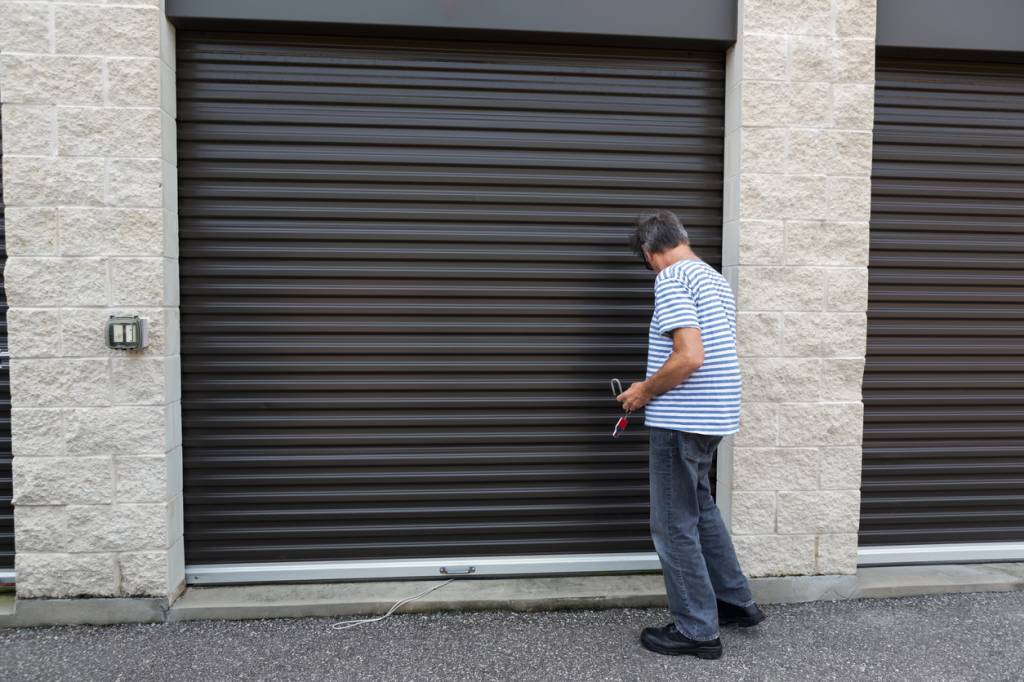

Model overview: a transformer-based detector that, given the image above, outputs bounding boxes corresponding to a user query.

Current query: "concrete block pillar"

[1,1,182,599]
[721,0,877,576]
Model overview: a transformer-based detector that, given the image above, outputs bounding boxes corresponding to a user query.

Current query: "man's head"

[629,210,693,273]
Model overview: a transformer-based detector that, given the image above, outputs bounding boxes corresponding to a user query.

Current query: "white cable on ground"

[331,579,456,631]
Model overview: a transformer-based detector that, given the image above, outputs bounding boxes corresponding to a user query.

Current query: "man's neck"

[662,245,700,267]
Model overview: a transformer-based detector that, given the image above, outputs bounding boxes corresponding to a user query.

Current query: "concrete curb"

[167,573,864,623]
[0,597,167,628]
[0,593,15,619]
[2,563,1022,628]
[854,562,1024,599]
[167,574,669,623]
[754,574,858,603]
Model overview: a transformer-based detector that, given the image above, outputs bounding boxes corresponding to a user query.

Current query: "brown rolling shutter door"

[861,57,1024,547]
[0,115,12,573]
[177,32,725,567]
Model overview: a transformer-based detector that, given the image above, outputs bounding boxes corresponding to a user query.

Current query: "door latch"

[440,565,476,575]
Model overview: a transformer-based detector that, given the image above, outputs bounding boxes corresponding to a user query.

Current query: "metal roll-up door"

[860,57,1024,561]
[176,32,725,581]
[0,112,13,577]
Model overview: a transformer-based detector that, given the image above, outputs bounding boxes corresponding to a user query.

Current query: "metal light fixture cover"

[106,316,150,350]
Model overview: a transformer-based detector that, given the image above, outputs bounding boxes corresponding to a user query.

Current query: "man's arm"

[617,327,704,412]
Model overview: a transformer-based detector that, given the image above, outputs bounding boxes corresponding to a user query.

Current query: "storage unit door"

[0,116,12,576]
[861,57,1024,554]
[176,32,726,574]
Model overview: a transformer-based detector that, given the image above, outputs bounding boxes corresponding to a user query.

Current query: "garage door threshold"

[167,563,1024,623]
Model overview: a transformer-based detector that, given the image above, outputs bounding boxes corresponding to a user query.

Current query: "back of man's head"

[630,210,690,263]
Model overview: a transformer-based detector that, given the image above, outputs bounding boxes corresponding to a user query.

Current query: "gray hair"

[629,210,689,266]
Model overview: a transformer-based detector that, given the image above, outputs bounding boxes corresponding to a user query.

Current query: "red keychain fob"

[613,414,630,438]
[610,378,633,438]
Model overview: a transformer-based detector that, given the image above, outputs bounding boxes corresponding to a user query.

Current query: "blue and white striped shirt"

[644,259,741,435]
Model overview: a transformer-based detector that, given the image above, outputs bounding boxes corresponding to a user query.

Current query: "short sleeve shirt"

[644,259,742,435]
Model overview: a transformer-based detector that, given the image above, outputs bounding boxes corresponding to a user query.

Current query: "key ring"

[611,378,624,397]
[610,378,632,438]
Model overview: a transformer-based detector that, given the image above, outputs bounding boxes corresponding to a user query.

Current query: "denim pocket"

[678,431,702,463]
[680,432,720,463]
[649,426,674,450]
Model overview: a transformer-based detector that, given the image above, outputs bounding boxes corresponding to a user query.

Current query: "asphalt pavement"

[2,590,1022,681]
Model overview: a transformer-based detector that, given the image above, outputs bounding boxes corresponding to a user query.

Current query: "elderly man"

[617,210,766,660]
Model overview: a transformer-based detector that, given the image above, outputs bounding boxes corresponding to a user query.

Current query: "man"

[617,210,765,660]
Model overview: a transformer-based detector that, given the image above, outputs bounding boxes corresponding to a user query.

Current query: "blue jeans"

[648,426,754,641]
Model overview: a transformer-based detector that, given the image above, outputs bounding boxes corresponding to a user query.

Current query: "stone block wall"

[721,0,876,576]
[0,0,182,598]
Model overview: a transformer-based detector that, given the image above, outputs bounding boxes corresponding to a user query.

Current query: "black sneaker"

[640,623,723,659]
[717,599,766,627]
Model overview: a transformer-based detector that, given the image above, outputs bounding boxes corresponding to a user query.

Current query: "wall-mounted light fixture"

[106,316,149,351]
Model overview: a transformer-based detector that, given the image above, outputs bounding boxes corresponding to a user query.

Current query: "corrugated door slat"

[0,107,13,572]
[861,57,1024,546]
[177,32,725,566]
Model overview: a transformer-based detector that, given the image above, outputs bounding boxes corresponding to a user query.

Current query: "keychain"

[610,378,632,438]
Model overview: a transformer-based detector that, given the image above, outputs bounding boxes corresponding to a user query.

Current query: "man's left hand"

[617,382,653,412]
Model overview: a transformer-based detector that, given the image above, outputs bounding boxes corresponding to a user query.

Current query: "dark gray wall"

[878,0,1024,53]
[165,0,736,44]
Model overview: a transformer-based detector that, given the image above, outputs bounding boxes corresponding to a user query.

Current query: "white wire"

[331,579,456,631]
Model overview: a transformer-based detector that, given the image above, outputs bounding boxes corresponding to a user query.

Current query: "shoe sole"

[640,638,723,660]
[719,612,766,628]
